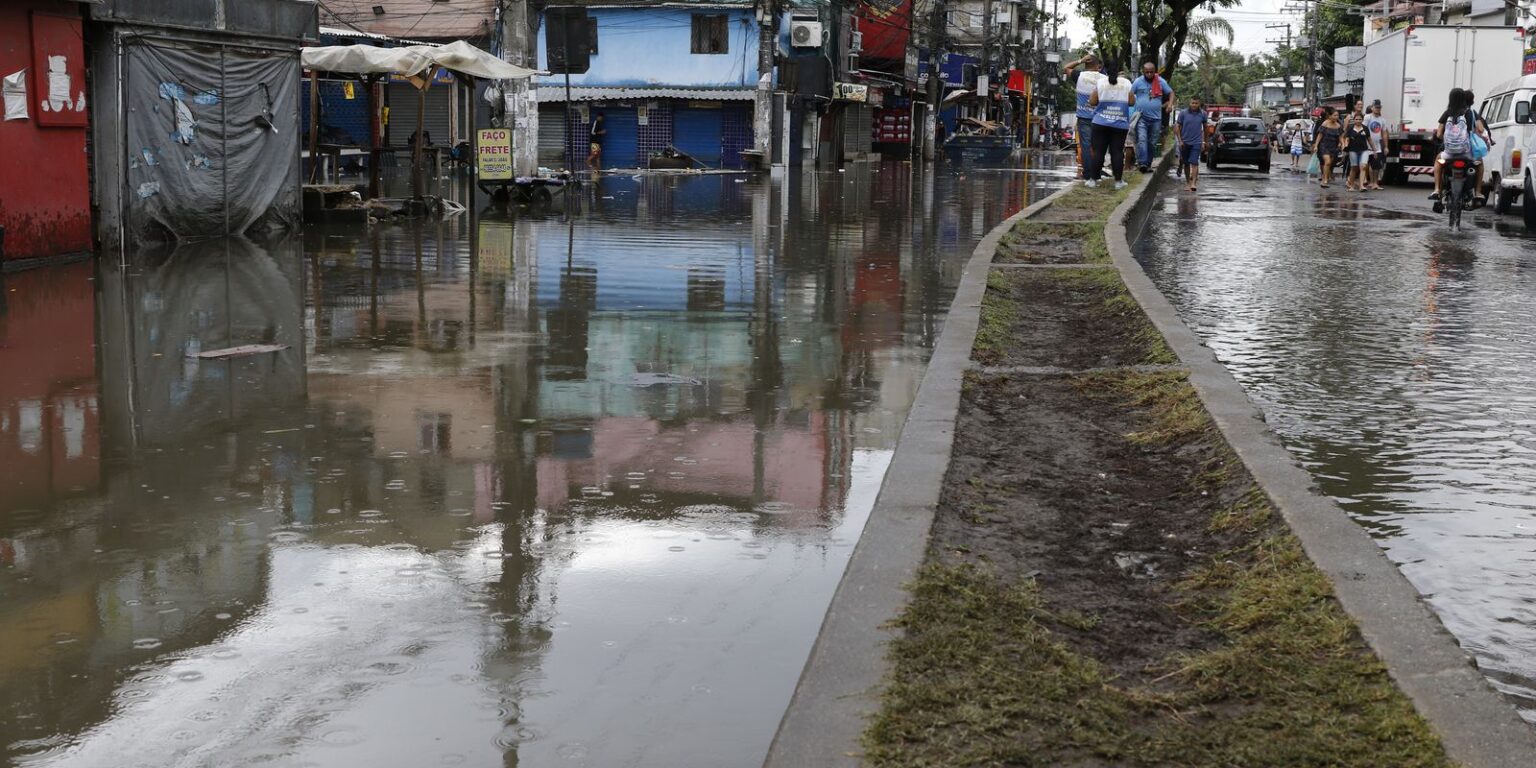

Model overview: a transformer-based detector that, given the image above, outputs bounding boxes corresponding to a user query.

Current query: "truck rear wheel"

[1495,179,1517,215]
[1524,172,1536,231]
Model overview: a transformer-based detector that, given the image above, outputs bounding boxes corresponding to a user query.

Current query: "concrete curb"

[1108,153,1536,767]
[762,181,1079,768]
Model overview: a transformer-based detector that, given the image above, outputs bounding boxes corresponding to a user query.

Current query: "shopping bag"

[1471,133,1490,161]
[1306,153,1320,176]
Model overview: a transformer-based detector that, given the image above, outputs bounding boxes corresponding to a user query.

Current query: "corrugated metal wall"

[843,104,873,158]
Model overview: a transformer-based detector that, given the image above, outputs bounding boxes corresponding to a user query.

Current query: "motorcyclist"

[1431,88,1490,207]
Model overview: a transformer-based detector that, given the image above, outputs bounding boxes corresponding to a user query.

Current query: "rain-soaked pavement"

[0,158,1067,767]
[1135,164,1536,722]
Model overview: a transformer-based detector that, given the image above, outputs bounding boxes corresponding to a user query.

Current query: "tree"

[1075,0,1242,77]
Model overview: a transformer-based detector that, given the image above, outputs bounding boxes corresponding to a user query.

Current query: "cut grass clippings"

[863,173,1453,767]
[865,372,1451,767]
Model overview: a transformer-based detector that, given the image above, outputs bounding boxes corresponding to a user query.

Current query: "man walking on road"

[1175,96,1208,192]
[1364,100,1388,190]
[586,113,606,174]
[1130,61,1173,173]
[1064,54,1106,180]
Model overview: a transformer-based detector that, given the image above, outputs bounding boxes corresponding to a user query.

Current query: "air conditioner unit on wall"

[791,20,823,47]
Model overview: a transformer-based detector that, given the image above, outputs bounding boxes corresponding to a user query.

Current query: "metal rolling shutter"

[673,106,724,166]
[386,82,452,148]
[843,103,873,158]
[539,104,568,168]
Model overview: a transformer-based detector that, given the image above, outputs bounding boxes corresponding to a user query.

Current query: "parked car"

[1207,118,1272,172]
[1478,74,1536,229]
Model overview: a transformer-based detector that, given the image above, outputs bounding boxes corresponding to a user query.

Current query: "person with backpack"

[1431,88,1490,205]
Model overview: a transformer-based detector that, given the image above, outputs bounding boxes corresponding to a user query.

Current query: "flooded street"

[1134,167,1536,722]
[0,160,1065,766]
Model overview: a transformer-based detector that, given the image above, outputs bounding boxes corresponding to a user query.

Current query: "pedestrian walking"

[1312,108,1343,188]
[1288,121,1309,171]
[1174,96,1208,192]
[1130,61,1173,172]
[1345,115,1371,191]
[1085,60,1134,189]
[586,112,606,173]
[1064,54,1106,180]
[1364,100,1388,190]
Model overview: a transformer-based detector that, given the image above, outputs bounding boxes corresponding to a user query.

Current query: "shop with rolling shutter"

[386,77,453,149]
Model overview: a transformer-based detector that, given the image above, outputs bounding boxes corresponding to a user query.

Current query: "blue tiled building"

[535,3,762,170]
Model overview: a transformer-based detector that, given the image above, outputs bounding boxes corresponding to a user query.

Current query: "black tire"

[1259,160,1271,173]
[1524,172,1536,232]
[1495,182,1517,215]
[531,186,553,206]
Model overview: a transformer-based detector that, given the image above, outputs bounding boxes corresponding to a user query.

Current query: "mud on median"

[860,184,1452,767]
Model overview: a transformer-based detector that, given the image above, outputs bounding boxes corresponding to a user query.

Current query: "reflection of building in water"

[0,239,313,758]
[0,262,101,512]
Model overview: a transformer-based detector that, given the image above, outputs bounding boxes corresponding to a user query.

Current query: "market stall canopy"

[301,41,540,80]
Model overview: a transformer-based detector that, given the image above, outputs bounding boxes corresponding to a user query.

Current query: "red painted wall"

[0,2,91,261]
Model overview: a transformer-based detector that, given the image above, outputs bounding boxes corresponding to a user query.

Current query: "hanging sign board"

[477,128,513,180]
[833,82,868,102]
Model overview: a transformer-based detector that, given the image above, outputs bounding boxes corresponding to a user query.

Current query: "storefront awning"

[302,41,540,80]
[537,86,756,103]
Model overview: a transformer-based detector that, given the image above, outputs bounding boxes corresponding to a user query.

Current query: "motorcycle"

[1434,157,1476,230]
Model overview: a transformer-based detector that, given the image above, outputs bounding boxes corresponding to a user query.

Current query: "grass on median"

[862,371,1452,768]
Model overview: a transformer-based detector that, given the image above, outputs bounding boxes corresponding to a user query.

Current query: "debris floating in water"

[630,372,702,387]
[188,343,289,360]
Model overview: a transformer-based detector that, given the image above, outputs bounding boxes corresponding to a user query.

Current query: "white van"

[1477,74,1536,230]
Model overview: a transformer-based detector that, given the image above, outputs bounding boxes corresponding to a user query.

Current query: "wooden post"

[368,75,381,200]
[308,70,320,183]
[412,79,427,200]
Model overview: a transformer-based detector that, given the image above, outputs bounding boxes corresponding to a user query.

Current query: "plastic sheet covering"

[124,39,301,242]
[301,41,540,80]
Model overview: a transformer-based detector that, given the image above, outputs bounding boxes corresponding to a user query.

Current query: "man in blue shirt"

[1130,60,1173,172]
[1174,96,1209,192]
[1063,53,1105,179]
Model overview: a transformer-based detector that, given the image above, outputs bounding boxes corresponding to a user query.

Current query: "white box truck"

[1363,24,1527,183]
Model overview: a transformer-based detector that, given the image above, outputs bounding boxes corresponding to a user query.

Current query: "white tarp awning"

[302,42,539,80]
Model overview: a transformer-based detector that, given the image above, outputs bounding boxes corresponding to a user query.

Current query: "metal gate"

[387,80,452,147]
[673,106,724,165]
[538,104,568,168]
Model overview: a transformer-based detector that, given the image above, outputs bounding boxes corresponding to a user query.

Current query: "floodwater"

[1134,167,1536,722]
[0,159,1067,767]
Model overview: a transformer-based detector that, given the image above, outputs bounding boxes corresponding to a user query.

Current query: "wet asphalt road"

[1135,159,1536,721]
[0,160,1068,767]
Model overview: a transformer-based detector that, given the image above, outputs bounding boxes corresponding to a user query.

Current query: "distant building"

[535,2,763,170]
[1244,79,1307,112]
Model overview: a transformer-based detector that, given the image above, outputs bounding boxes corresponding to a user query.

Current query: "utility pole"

[925,0,947,160]
[1129,0,1138,66]
[1265,22,1293,109]
[982,0,993,120]
[1307,0,1321,107]
[501,0,538,176]
[754,0,777,159]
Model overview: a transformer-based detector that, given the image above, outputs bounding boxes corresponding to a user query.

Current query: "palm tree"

[1174,16,1237,103]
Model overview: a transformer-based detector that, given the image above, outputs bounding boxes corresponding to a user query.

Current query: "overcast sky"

[1061,0,1302,63]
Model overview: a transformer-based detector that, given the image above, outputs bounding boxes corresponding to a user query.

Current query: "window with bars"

[691,14,729,54]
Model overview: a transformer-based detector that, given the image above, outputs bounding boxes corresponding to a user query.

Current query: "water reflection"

[1135,178,1536,722]
[0,160,1067,766]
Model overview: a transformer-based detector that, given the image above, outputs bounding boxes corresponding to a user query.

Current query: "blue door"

[585,107,639,169]
[673,107,724,167]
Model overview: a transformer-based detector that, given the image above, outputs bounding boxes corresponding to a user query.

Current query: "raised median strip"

[767,154,1536,768]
